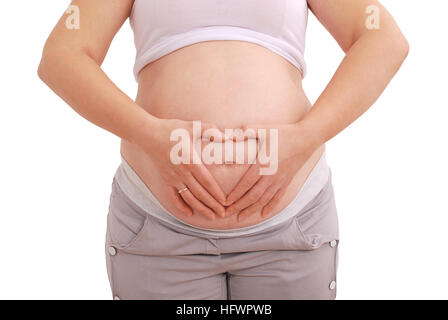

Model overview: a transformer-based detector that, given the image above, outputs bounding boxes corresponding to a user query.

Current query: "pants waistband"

[114,151,331,238]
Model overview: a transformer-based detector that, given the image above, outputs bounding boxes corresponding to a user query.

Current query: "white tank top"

[129,0,309,80]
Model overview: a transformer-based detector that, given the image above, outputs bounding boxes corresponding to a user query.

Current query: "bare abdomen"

[121,41,324,229]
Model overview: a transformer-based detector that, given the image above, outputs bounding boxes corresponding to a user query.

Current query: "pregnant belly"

[121,41,323,229]
[196,137,259,195]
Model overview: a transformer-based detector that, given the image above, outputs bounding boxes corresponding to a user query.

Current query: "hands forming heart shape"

[143,118,319,222]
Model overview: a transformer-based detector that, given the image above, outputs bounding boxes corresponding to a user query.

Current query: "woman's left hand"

[225,122,320,221]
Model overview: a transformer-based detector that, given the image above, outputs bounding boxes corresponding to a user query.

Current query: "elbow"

[37,56,48,84]
[37,45,75,86]
[386,26,410,64]
[38,44,96,85]
[394,33,410,61]
[369,28,410,66]
[37,47,54,85]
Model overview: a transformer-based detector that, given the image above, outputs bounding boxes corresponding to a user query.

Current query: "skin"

[38,0,408,228]
[226,0,410,220]
[121,37,325,229]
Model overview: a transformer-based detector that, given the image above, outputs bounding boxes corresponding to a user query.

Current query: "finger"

[225,164,262,206]
[190,164,227,205]
[237,202,262,222]
[185,174,226,217]
[225,178,270,216]
[261,187,288,217]
[168,187,193,217]
[237,185,279,222]
[178,186,216,220]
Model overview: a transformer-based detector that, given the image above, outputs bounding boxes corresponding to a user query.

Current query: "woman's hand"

[141,118,227,220]
[225,122,321,221]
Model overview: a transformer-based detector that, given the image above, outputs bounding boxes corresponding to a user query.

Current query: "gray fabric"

[105,171,339,300]
[115,151,330,238]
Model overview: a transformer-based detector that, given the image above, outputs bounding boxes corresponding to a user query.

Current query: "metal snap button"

[330,240,337,248]
[108,246,117,256]
[329,280,336,290]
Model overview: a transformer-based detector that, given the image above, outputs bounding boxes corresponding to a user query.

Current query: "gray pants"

[105,175,339,300]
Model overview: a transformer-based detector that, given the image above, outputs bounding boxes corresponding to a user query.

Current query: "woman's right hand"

[139,118,227,220]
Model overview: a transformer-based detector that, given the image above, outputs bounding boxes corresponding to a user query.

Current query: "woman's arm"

[38,0,152,146]
[300,0,409,147]
[38,0,227,218]
[225,0,409,218]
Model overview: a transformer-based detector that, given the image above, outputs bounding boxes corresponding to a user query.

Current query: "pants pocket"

[294,177,339,250]
[106,179,151,249]
[105,178,209,256]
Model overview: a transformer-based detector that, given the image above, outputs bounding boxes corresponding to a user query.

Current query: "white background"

[0,0,447,300]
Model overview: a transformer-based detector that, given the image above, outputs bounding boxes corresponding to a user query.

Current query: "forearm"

[299,30,409,148]
[38,47,158,147]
